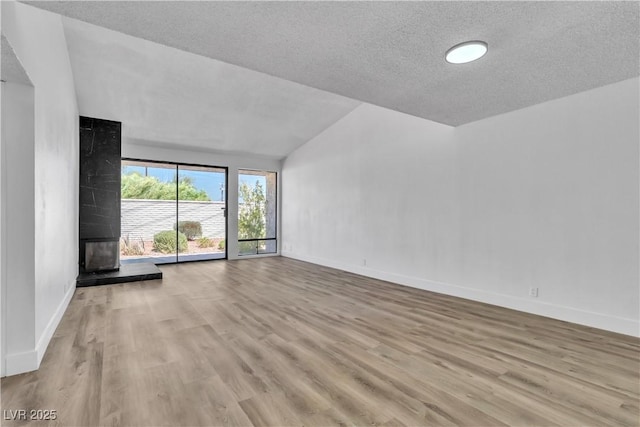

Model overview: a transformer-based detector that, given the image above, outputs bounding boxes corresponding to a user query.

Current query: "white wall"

[1,2,3,379]
[123,142,282,260]
[0,2,2,378]
[2,1,78,375]
[282,77,640,337]
[1,82,36,375]
[1,0,3,377]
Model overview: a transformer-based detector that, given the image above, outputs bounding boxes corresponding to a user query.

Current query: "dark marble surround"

[79,116,121,242]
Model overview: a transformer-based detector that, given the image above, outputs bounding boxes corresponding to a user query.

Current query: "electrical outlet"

[529,287,539,298]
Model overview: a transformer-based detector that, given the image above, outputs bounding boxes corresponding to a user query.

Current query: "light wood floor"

[2,257,639,426]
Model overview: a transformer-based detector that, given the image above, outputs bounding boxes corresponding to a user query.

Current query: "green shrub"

[197,236,214,248]
[174,221,202,240]
[153,230,188,254]
[197,237,225,250]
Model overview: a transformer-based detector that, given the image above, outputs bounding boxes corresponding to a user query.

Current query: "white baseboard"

[5,349,38,376]
[282,251,639,338]
[36,282,75,365]
[231,252,280,261]
[5,281,75,376]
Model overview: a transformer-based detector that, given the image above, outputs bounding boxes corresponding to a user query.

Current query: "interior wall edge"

[281,252,640,338]
[2,0,80,377]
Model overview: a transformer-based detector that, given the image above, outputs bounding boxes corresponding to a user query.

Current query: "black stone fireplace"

[76,116,161,286]
[78,116,121,274]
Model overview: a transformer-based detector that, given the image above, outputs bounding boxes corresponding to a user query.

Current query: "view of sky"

[122,165,266,202]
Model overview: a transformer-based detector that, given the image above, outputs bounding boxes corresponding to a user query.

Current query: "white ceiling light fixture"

[445,41,488,64]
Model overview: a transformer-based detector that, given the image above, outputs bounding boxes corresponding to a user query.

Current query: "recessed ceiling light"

[445,41,488,64]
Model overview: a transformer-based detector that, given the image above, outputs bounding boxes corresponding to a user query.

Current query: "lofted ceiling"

[20,1,640,156]
[58,16,360,159]
[1,36,32,86]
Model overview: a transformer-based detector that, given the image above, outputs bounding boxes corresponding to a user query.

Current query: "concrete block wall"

[121,199,225,242]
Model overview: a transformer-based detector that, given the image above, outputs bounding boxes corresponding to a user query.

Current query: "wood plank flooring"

[2,257,639,426]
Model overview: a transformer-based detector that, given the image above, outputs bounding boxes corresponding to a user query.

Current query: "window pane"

[238,170,277,255]
[177,165,227,262]
[238,240,258,256]
[121,160,178,264]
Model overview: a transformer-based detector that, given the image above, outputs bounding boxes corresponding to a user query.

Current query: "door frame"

[122,157,228,264]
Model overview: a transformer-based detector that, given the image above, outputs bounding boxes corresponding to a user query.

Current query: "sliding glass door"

[177,165,226,262]
[120,161,177,264]
[120,159,227,264]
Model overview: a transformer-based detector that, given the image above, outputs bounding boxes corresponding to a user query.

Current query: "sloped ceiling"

[26,1,640,129]
[17,1,640,159]
[60,17,361,159]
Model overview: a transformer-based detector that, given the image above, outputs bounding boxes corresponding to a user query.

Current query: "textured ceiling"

[25,1,640,126]
[59,17,360,159]
[1,35,32,86]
